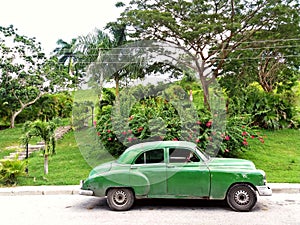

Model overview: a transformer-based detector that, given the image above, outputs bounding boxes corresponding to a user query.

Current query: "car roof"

[117,141,197,164]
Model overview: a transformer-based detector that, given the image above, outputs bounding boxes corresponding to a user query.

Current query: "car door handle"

[167,165,175,168]
[131,166,138,169]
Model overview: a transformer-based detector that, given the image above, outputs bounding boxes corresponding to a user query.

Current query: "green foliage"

[16,92,73,123]
[72,101,94,130]
[0,25,73,127]
[120,0,300,109]
[0,156,26,186]
[227,84,297,129]
[22,120,57,155]
[95,83,263,157]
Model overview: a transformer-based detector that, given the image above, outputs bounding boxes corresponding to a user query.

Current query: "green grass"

[17,131,92,185]
[0,124,41,159]
[0,125,24,159]
[238,129,300,183]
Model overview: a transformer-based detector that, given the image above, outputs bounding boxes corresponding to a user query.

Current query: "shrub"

[227,84,297,129]
[95,84,264,157]
[0,156,26,186]
[17,92,73,123]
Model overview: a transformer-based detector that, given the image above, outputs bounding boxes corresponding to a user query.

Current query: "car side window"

[135,149,164,164]
[169,148,200,163]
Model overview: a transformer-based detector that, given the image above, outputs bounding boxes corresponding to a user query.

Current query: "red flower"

[206,121,212,127]
[137,127,144,132]
[225,149,229,152]
[251,135,255,139]
[196,139,200,143]
[173,138,178,141]
[242,131,248,136]
[196,121,201,125]
[129,115,134,121]
[128,130,132,133]
[225,135,230,141]
[108,137,112,141]
[259,137,265,143]
[127,137,133,142]
[122,131,127,135]
[107,129,111,133]
[93,121,97,127]
[243,140,248,146]
[97,132,101,136]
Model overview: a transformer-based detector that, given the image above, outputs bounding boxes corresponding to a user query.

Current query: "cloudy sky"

[0,0,126,54]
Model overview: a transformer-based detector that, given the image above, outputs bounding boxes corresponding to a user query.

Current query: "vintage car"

[80,141,272,211]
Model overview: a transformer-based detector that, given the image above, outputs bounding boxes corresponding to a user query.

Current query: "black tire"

[226,184,257,212]
[106,188,134,211]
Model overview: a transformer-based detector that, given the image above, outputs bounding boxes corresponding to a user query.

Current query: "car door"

[166,147,210,197]
[130,148,167,196]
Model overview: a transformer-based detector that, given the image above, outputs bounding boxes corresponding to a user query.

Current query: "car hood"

[207,158,256,170]
[89,161,114,177]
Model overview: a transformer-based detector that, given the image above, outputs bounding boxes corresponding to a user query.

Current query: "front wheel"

[226,184,257,212]
[107,188,134,211]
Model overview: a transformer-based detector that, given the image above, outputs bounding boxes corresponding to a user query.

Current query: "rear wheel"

[107,188,134,211]
[226,184,257,212]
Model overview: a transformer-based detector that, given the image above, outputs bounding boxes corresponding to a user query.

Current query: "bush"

[0,156,26,186]
[95,83,264,157]
[227,84,297,129]
[16,92,73,123]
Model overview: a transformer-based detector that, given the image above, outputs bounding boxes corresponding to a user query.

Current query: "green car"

[80,141,272,211]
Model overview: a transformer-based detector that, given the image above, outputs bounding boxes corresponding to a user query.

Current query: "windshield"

[195,147,211,162]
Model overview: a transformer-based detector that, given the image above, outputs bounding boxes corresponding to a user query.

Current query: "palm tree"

[53,38,78,76]
[76,23,144,99]
[22,120,57,174]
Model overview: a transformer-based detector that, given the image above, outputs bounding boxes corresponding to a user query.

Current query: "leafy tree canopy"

[120,0,300,107]
[0,25,71,127]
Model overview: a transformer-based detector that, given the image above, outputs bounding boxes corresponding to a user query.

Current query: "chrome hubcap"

[234,190,250,205]
[113,190,127,206]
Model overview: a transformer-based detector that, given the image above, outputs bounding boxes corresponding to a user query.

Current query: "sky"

[0,0,126,54]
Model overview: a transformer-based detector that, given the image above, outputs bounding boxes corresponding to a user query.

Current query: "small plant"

[0,155,27,186]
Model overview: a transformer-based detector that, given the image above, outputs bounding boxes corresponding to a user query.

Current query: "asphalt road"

[0,193,299,225]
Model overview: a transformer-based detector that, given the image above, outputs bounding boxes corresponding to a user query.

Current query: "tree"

[221,2,300,94]
[120,0,300,109]
[53,38,83,88]
[22,120,57,174]
[77,23,145,100]
[53,38,78,75]
[0,25,46,128]
[0,25,71,128]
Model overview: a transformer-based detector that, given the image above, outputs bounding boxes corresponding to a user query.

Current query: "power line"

[72,54,300,64]
[52,38,300,53]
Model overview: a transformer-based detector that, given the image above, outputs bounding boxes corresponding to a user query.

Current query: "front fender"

[210,170,265,199]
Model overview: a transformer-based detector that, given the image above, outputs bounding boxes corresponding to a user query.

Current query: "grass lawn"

[0,125,24,159]
[238,129,300,183]
[1,126,300,185]
[17,131,92,186]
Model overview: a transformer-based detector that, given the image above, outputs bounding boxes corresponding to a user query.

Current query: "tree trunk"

[10,91,44,128]
[44,154,49,175]
[115,75,120,101]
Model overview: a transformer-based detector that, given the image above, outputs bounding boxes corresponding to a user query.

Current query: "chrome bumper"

[256,185,272,196]
[79,180,94,196]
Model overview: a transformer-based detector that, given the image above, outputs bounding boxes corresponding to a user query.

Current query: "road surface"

[0,193,299,225]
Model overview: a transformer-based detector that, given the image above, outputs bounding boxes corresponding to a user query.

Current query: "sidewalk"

[0,183,299,196]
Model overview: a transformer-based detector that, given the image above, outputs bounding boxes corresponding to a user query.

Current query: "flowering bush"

[96,102,264,158]
[95,84,265,157]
